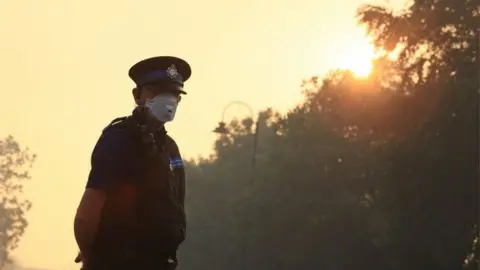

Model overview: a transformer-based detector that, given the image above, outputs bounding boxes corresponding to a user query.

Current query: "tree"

[179,1,478,269]
[181,64,476,270]
[180,71,399,270]
[358,0,478,268]
[0,136,35,267]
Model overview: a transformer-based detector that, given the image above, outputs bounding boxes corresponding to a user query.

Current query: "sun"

[336,31,376,77]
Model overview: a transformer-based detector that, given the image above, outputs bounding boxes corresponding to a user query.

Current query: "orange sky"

[0,0,406,268]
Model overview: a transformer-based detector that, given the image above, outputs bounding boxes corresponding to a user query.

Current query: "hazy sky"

[0,0,406,268]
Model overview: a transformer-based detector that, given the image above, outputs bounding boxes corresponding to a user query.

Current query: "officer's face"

[133,83,183,107]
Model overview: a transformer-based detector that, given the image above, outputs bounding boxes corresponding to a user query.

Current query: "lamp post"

[213,101,260,169]
[212,101,260,270]
[476,28,479,249]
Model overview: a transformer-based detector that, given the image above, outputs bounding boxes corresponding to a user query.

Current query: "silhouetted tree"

[179,0,478,269]
[0,136,35,268]
[358,0,478,268]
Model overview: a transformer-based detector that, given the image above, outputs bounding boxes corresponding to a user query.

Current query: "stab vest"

[92,113,186,259]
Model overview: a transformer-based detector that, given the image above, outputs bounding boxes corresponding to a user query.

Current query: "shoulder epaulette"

[102,116,129,133]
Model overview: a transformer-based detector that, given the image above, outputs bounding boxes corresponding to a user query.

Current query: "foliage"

[179,0,478,269]
[0,136,35,267]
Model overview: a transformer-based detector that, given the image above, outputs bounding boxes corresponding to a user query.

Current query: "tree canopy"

[0,136,35,267]
[179,0,478,269]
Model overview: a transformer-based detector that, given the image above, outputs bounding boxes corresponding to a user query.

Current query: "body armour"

[90,112,186,265]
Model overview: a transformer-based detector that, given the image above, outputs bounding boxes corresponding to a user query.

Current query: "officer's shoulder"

[165,134,180,151]
[91,119,137,163]
[97,117,137,147]
[102,116,131,133]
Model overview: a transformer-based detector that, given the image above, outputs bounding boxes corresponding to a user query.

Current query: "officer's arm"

[74,129,134,261]
[74,188,106,260]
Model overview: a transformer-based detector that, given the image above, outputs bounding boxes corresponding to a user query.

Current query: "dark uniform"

[82,56,191,270]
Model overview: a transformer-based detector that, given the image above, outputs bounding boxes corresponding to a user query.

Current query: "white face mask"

[144,93,178,123]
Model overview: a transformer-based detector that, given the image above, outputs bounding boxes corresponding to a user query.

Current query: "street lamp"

[212,101,262,270]
[213,101,260,169]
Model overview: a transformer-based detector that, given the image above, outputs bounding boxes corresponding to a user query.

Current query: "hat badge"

[166,64,179,79]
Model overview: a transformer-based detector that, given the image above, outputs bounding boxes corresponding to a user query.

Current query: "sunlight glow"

[338,42,375,77]
[334,27,377,78]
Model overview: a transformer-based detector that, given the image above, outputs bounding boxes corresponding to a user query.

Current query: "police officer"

[74,56,191,270]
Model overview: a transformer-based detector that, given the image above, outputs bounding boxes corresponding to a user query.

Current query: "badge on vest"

[169,157,184,170]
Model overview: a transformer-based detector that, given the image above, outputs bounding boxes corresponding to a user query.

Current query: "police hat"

[128,56,191,94]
